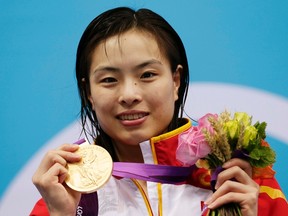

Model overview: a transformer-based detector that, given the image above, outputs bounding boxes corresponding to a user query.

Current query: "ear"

[82,78,95,110]
[88,95,95,110]
[173,64,182,101]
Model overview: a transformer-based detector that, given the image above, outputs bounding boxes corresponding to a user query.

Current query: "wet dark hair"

[76,7,189,160]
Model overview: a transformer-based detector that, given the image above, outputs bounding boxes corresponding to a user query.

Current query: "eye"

[100,77,117,83]
[140,71,156,79]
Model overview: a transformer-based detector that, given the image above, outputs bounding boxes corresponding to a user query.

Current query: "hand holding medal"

[65,140,113,193]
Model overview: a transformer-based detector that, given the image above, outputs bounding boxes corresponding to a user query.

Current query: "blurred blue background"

[0,0,287,214]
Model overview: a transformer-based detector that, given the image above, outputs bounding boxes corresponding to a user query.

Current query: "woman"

[31,7,287,216]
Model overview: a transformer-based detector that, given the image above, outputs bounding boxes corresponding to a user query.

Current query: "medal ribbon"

[74,138,195,184]
[112,162,195,184]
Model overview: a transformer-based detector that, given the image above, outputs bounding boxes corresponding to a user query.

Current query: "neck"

[113,141,144,163]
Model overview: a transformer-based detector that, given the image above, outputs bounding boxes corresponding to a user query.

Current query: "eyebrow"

[134,59,163,70]
[92,59,163,74]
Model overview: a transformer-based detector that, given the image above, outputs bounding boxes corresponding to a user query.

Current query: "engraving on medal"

[65,143,113,193]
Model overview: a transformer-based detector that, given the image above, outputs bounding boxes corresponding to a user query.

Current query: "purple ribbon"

[210,166,224,192]
[74,138,86,144]
[74,139,194,184]
[232,149,250,160]
[210,150,249,191]
[113,162,195,184]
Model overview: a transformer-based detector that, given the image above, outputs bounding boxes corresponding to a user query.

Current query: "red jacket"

[30,119,287,215]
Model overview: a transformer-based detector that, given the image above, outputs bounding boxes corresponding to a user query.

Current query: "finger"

[215,180,258,199]
[46,151,69,167]
[34,162,68,193]
[207,191,257,210]
[38,150,80,173]
[206,180,259,207]
[222,158,252,177]
[55,144,82,163]
[215,166,253,190]
[33,153,65,184]
[45,162,69,184]
[44,144,81,167]
[56,143,80,152]
[48,149,81,164]
[33,146,81,184]
[48,166,82,205]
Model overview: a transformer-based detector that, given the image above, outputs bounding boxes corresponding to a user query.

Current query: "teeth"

[119,113,145,120]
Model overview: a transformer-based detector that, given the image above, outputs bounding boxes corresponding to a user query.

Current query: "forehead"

[90,29,169,67]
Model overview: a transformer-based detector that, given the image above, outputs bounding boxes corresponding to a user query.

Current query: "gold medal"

[65,142,113,193]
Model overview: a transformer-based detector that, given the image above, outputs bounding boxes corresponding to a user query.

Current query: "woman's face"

[88,30,181,146]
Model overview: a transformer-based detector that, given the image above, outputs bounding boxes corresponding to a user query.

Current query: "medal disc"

[65,143,113,193]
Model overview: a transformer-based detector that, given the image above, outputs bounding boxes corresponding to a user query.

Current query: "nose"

[118,80,142,106]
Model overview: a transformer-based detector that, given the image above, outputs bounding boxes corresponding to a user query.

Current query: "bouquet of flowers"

[176,111,276,216]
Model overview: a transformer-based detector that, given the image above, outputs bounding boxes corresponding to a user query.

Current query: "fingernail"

[222,161,230,168]
[72,143,80,147]
[205,196,212,205]
[207,202,215,209]
[70,152,81,159]
[214,182,219,190]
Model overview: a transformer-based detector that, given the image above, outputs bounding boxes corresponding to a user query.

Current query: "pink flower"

[198,113,218,135]
[176,126,211,166]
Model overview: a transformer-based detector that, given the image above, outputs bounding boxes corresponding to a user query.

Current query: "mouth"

[117,112,148,121]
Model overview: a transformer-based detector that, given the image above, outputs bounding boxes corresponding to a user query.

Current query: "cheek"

[92,100,115,130]
[89,89,115,113]
[149,87,176,114]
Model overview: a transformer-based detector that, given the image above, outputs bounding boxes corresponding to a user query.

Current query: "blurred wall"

[0,1,287,215]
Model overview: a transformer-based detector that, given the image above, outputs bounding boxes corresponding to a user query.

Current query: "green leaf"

[254,121,267,139]
[249,145,276,167]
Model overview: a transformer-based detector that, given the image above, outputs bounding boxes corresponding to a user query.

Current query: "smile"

[118,113,147,121]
